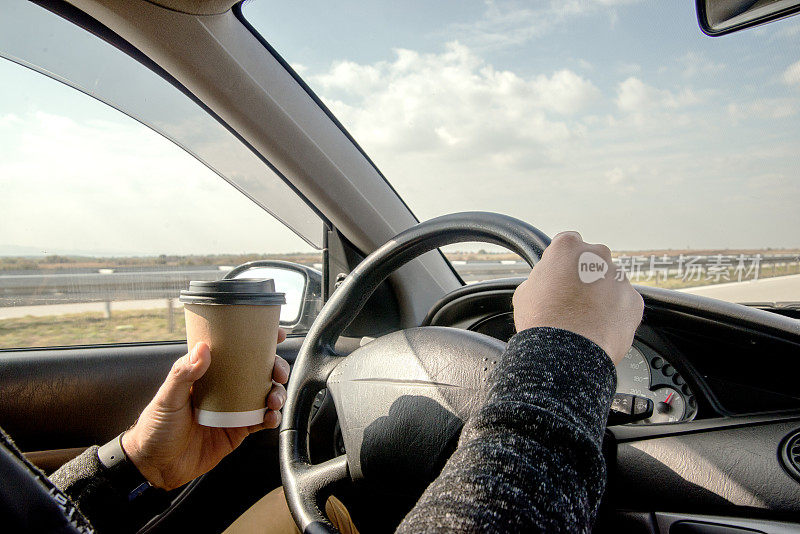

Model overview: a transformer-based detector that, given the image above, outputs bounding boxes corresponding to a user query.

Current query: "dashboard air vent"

[779,429,800,483]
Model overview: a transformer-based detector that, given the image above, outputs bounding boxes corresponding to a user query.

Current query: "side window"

[0,5,322,349]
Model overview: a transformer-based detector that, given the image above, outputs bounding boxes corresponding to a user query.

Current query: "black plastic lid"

[179,279,285,306]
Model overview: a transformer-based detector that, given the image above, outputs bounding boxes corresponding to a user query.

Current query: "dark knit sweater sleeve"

[397,327,617,533]
[50,446,167,533]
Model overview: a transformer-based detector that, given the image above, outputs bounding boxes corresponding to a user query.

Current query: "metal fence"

[1,255,799,309]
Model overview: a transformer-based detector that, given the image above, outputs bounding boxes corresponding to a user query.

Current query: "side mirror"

[224,260,323,333]
[697,0,800,36]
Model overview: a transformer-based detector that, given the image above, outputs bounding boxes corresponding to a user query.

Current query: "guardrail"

[1,255,799,308]
[0,268,226,306]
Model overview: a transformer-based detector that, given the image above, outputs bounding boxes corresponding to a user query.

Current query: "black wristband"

[97,433,152,501]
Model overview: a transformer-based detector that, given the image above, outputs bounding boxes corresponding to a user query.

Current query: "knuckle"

[608,264,624,283]
[592,243,612,261]
[168,354,194,380]
[512,283,524,302]
[554,231,582,245]
[170,359,185,378]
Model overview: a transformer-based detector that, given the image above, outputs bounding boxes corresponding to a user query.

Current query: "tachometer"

[642,387,686,424]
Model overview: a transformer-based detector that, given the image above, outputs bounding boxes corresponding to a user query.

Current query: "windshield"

[242,1,800,303]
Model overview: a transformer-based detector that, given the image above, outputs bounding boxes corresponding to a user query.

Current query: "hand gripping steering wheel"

[279,212,551,533]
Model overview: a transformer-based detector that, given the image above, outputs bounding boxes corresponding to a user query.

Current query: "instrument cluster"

[470,312,697,424]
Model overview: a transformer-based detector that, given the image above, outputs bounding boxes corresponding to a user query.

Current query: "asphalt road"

[677,273,800,303]
[0,298,174,319]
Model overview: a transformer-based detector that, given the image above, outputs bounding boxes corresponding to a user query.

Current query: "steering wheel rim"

[279,211,551,533]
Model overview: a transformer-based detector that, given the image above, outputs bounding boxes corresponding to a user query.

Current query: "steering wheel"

[279,212,551,533]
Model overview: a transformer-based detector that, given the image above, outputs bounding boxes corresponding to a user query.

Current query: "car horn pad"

[327,326,506,495]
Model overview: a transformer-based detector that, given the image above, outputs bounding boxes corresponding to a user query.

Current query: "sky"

[1,0,799,256]
[0,1,319,257]
[244,0,800,251]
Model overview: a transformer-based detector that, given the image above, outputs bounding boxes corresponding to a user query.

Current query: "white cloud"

[603,164,641,193]
[0,113,21,127]
[530,69,602,114]
[603,163,644,194]
[314,61,383,97]
[616,77,701,112]
[290,63,308,75]
[783,60,800,86]
[590,0,641,5]
[605,167,625,184]
[445,0,642,50]
[311,42,599,161]
[559,0,642,16]
[780,24,800,37]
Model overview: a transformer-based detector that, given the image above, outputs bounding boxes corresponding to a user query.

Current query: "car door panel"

[0,337,317,461]
[0,343,182,454]
[0,337,307,534]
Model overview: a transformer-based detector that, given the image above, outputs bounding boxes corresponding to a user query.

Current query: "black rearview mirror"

[697,0,800,35]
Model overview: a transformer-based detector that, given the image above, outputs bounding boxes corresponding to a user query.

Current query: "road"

[0,298,175,319]
[677,273,800,303]
[2,262,800,319]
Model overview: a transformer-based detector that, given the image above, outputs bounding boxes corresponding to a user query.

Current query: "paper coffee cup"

[180,279,285,428]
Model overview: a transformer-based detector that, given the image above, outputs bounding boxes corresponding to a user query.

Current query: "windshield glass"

[242,1,800,303]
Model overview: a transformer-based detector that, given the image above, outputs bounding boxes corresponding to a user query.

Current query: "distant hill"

[0,244,140,257]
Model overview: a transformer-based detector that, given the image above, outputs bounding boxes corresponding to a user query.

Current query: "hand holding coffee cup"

[119,328,289,490]
[180,279,286,427]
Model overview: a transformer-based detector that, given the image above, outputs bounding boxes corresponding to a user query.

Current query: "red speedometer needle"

[664,392,674,405]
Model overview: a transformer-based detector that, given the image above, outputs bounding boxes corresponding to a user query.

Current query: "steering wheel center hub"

[328,327,506,490]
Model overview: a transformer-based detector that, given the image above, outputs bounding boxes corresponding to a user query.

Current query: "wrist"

[515,318,615,362]
[508,327,617,440]
[121,427,165,489]
[97,431,156,502]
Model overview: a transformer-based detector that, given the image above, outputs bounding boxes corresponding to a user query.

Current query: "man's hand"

[512,231,643,365]
[120,329,290,490]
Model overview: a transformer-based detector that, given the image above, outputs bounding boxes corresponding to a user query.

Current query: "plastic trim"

[656,511,800,533]
[611,412,800,443]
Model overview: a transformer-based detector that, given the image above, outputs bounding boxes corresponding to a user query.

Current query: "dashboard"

[421,278,800,426]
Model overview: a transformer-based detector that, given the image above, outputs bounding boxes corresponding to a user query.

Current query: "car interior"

[2,1,800,533]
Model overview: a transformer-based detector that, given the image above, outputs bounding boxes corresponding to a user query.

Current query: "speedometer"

[616,347,651,397]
